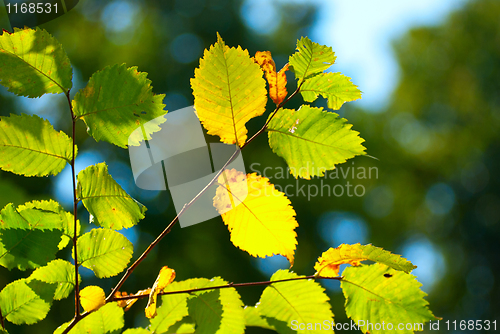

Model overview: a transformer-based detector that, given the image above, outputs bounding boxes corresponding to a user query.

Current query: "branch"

[111,275,342,302]
[65,90,81,320]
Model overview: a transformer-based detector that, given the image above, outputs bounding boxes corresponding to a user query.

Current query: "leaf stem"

[111,275,342,302]
[65,91,81,320]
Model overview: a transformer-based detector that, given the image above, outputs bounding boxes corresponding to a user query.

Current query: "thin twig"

[65,90,81,320]
[111,275,342,302]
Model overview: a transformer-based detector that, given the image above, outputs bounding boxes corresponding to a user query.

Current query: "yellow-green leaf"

[300,72,361,110]
[54,303,124,334]
[267,105,366,179]
[77,163,146,230]
[0,114,74,177]
[28,259,80,301]
[341,264,439,334]
[80,286,106,313]
[0,27,72,97]
[314,244,416,277]
[191,33,267,147]
[213,169,298,265]
[252,269,334,334]
[289,37,336,83]
[76,228,133,278]
[145,266,176,319]
[73,64,166,148]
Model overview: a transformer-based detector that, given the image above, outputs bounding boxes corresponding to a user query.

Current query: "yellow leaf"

[314,244,417,277]
[213,169,298,265]
[145,266,176,319]
[191,33,267,147]
[80,286,106,312]
[254,51,289,105]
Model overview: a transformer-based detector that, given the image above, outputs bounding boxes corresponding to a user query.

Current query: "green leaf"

[267,105,366,179]
[54,302,124,334]
[0,279,51,325]
[122,329,150,334]
[76,228,133,278]
[300,72,361,110]
[77,163,146,230]
[0,203,63,270]
[341,264,438,334]
[72,63,166,148]
[0,27,72,97]
[314,243,416,277]
[17,199,80,250]
[151,277,245,334]
[244,306,275,331]
[28,259,80,300]
[165,323,195,333]
[0,114,75,177]
[289,37,336,83]
[150,280,191,334]
[190,33,267,146]
[254,269,334,334]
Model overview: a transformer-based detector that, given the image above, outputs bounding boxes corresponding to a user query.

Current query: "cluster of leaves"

[0,27,437,334]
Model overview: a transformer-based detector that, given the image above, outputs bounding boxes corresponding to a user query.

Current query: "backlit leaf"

[341,264,438,334]
[0,203,63,270]
[17,199,80,250]
[123,329,150,334]
[76,228,133,278]
[289,37,336,83]
[0,279,50,325]
[244,306,275,331]
[254,51,289,105]
[0,27,72,97]
[28,259,80,300]
[80,286,106,313]
[145,266,176,319]
[191,33,267,146]
[267,105,366,179]
[253,269,334,334]
[300,72,361,110]
[54,302,124,334]
[213,169,298,265]
[0,114,74,177]
[314,244,416,277]
[151,277,245,334]
[77,163,146,230]
[73,63,166,148]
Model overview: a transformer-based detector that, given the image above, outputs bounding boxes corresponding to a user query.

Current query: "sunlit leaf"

[315,244,416,277]
[191,33,267,146]
[0,114,74,177]
[73,63,166,148]
[0,203,63,270]
[123,329,150,334]
[145,266,176,319]
[300,72,361,110]
[341,264,439,334]
[253,269,334,334]
[76,228,133,278]
[0,27,72,97]
[17,199,80,250]
[28,259,80,300]
[244,306,275,331]
[213,169,298,265]
[289,37,336,83]
[54,303,124,334]
[151,277,245,334]
[0,279,50,325]
[80,285,106,313]
[254,51,289,105]
[77,163,146,230]
[267,105,366,179]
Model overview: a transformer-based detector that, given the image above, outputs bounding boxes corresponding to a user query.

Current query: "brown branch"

[111,275,342,302]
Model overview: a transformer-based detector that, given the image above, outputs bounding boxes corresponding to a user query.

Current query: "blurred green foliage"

[0,0,498,333]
